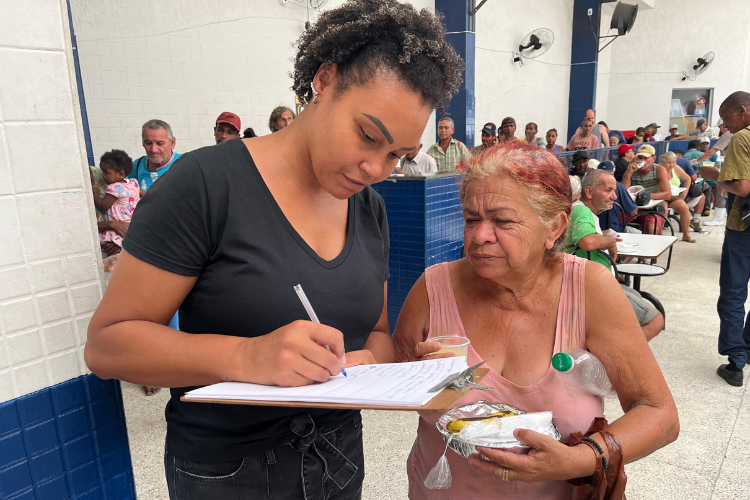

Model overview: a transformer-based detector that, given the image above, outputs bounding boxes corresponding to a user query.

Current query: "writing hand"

[236,320,344,387]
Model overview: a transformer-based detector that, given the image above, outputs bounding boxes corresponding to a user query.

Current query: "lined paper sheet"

[184,358,469,407]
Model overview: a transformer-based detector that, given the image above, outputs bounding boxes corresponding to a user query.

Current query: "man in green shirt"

[701,91,750,386]
[565,169,663,340]
[426,117,471,172]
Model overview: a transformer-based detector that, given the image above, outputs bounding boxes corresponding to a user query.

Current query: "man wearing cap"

[397,143,437,175]
[564,169,663,341]
[665,124,686,141]
[471,122,497,154]
[497,117,522,145]
[567,119,600,152]
[214,112,241,145]
[621,144,672,235]
[699,91,750,386]
[645,123,663,142]
[614,144,636,182]
[695,118,718,141]
[570,151,591,178]
[427,117,471,172]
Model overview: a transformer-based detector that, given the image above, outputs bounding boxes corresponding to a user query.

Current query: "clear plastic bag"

[424,438,452,489]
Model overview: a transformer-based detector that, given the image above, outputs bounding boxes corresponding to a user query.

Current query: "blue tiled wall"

[0,375,136,500]
[373,175,464,332]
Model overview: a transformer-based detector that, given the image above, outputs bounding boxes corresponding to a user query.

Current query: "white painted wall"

[596,0,750,131]
[474,0,575,146]
[69,0,436,161]
[0,0,103,403]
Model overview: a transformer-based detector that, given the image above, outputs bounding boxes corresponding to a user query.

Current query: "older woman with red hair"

[394,142,678,499]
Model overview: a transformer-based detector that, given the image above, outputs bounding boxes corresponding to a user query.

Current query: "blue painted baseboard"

[0,375,136,500]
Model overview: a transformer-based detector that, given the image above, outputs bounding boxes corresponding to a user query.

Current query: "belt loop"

[290,414,318,452]
[265,450,276,465]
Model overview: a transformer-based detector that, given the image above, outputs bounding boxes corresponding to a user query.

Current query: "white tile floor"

[120,223,749,499]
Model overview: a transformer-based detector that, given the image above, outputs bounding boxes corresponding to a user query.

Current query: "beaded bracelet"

[581,437,608,471]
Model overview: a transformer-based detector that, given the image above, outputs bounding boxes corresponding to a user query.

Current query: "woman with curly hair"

[85,0,463,498]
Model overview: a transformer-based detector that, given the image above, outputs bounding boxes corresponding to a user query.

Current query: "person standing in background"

[545,128,566,154]
[699,91,750,387]
[524,122,545,147]
[214,111,241,144]
[427,116,471,172]
[497,116,521,145]
[132,119,181,192]
[470,122,497,154]
[574,109,610,147]
[567,119,599,151]
[269,106,295,132]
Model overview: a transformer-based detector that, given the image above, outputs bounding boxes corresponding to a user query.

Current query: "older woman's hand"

[413,341,456,361]
[468,429,594,483]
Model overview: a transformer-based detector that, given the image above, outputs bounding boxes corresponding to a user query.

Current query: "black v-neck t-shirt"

[123,138,390,461]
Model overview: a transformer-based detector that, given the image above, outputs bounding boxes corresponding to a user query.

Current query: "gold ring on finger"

[502,468,509,481]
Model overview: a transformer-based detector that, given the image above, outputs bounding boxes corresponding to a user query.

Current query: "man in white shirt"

[398,143,438,175]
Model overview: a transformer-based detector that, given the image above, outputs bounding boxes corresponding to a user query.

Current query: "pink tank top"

[407,254,604,500]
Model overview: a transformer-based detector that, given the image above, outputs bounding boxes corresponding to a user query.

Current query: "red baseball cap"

[216,112,241,132]
[617,144,636,156]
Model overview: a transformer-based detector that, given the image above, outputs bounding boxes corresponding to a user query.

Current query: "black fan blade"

[519,34,541,52]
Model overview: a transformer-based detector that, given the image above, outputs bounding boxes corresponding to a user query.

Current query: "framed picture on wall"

[669,88,714,138]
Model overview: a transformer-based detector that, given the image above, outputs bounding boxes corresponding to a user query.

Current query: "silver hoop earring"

[310,81,320,104]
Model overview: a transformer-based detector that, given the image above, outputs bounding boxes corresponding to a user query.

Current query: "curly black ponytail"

[292,0,464,113]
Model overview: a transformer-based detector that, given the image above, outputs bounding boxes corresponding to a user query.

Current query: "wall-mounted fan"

[514,28,554,65]
[694,52,714,75]
[681,52,715,81]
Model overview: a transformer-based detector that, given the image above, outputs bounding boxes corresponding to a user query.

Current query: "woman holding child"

[394,142,678,499]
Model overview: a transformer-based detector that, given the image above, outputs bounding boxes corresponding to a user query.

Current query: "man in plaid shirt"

[427,117,471,172]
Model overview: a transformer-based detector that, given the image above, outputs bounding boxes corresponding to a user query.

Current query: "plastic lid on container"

[551,352,574,373]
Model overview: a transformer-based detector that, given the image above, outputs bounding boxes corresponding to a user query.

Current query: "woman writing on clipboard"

[85,1,463,498]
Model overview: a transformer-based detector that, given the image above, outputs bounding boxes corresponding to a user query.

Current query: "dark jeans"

[165,414,364,500]
[718,229,750,368]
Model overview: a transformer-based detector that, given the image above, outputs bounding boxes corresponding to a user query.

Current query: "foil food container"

[436,401,561,458]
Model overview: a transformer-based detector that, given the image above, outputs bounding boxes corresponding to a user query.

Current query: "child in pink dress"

[91,150,144,250]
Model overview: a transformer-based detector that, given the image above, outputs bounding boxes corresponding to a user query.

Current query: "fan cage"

[519,29,554,59]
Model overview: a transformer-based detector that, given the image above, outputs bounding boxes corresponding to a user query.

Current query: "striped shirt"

[630,165,660,194]
[427,138,471,172]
